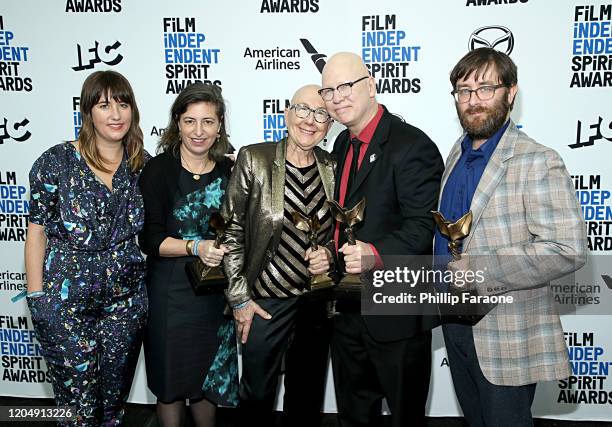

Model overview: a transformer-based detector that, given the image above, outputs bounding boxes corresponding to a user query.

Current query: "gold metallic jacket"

[221,138,336,306]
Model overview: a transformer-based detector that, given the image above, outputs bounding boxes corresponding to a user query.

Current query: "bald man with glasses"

[320,52,444,427]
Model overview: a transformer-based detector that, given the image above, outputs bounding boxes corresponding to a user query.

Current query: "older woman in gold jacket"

[222,85,335,427]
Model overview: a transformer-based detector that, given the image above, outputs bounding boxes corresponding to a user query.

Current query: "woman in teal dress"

[138,83,238,427]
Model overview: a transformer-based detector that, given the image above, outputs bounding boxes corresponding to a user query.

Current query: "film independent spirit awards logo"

[469,25,514,54]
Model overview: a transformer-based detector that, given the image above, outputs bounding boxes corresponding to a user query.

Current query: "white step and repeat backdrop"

[1,0,611,421]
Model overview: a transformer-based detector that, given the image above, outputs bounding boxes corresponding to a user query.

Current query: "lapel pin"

[370,154,377,163]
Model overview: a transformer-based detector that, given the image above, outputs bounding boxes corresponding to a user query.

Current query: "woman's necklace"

[181,155,209,181]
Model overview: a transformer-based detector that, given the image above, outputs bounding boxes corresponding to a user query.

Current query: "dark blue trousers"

[443,323,537,427]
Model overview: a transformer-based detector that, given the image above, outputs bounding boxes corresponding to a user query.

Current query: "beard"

[457,94,511,140]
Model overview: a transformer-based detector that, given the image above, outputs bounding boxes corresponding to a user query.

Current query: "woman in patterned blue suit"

[139,83,238,427]
[24,70,148,426]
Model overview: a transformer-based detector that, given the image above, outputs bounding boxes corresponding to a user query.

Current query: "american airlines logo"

[300,39,327,73]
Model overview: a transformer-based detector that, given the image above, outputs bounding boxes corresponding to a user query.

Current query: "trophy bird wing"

[209,212,226,230]
[326,200,348,223]
[292,212,311,233]
[345,198,366,226]
[452,211,472,236]
[431,210,450,235]
[311,214,320,231]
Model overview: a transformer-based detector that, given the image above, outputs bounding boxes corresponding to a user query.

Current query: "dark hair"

[157,83,229,162]
[450,48,518,89]
[79,70,145,172]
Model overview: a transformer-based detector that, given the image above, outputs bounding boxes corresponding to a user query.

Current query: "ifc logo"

[468,26,514,55]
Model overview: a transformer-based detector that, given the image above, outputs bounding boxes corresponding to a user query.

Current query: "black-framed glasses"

[290,104,331,123]
[451,84,506,103]
[318,76,369,101]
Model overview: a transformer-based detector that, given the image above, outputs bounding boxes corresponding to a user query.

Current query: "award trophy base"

[306,273,336,292]
[303,273,336,302]
[185,260,228,295]
[334,273,362,300]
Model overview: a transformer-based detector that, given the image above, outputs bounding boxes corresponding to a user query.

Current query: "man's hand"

[233,300,271,344]
[305,247,332,275]
[340,240,375,274]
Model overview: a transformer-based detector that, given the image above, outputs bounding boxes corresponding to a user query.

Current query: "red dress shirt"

[334,104,384,268]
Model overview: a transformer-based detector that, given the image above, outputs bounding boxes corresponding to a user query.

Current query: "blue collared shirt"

[434,120,510,261]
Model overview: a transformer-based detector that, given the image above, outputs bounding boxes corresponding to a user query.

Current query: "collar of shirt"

[433,119,510,260]
[347,104,384,170]
[340,104,384,199]
[460,119,510,163]
[334,104,383,250]
[349,104,384,144]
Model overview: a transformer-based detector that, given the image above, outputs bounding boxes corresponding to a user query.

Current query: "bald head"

[320,52,377,134]
[322,52,369,82]
[284,83,330,153]
[291,84,321,105]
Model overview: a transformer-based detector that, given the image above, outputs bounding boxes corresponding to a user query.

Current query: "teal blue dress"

[139,151,238,406]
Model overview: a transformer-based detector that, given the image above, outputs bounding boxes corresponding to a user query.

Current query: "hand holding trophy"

[431,210,489,325]
[431,210,472,261]
[327,198,366,299]
[185,212,233,294]
[291,212,335,292]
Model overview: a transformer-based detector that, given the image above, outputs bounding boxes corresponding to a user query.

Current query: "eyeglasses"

[290,104,331,123]
[318,76,369,101]
[451,84,506,103]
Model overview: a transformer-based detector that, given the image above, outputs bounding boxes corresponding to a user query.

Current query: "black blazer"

[138,150,233,257]
[332,106,444,341]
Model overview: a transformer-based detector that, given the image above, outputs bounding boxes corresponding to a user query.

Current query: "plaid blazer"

[438,121,587,386]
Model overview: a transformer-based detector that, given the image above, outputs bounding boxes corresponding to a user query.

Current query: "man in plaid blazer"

[435,48,587,426]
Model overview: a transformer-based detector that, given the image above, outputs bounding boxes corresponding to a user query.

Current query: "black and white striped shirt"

[254,161,332,298]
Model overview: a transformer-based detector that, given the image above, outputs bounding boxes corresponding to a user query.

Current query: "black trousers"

[331,313,432,427]
[239,297,332,427]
